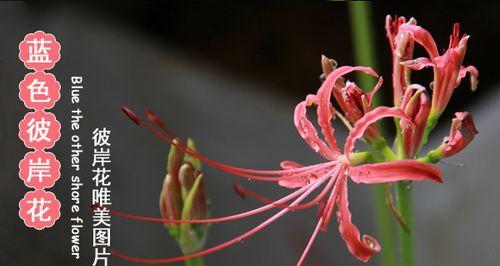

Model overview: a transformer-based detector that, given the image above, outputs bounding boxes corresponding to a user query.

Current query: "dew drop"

[307,174,318,183]
[311,144,320,152]
[336,211,343,223]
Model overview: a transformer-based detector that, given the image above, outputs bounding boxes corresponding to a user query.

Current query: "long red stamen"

[232,166,341,211]
[319,187,337,232]
[123,106,338,181]
[144,109,180,142]
[320,170,347,231]
[296,217,324,266]
[122,107,141,125]
[112,173,327,264]
[104,175,331,225]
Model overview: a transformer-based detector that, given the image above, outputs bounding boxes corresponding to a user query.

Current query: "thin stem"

[417,150,441,164]
[185,257,204,266]
[349,2,397,266]
[396,131,416,266]
[385,183,411,234]
[396,181,415,266]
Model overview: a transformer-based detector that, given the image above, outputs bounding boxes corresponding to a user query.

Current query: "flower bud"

[319,57,386,148]
[334,80,386,148]
[159,138,209,253]
[385,15,417,106]
[159,139,184,233]
[400,85,431,158]
[432,112,477,159]
[320,55,338,82]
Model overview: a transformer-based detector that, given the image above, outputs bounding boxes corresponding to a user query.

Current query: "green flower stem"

[377,140,416,266]
[185,257,204,266]
[396,181,415,266]
[350,151,373,165]
[418,112,439,155]
[372,183,397,264]
[348,2,418,264]
[349,2,397,266]
[378,144,398,161]
[418,150,441,164]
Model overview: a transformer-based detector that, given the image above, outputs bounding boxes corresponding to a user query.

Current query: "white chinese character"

[92,187,112,206]
[27,118,51,142]
[93,228,111,246]
[93,208,111,227]
[92,128,111,146]
[92,168,111,186]
[27,78,51,103]
[27,198,52,222]
[92,148,111,167]
[92,247,110,266]
[27,158,51,182]
[27,38,52,63]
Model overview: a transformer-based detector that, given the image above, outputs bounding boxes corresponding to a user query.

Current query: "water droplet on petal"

[308,141,320,152]
[336,211,343,223]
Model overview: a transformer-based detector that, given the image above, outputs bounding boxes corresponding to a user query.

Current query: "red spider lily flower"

[400,84,431,158]
[319,57,386,149]
[397,22,479,125]
[425,112,478,162]
[113,66,442,265]
[385,15,417,106]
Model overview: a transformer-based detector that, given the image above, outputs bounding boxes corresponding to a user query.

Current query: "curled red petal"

[335,175,381,262]
[278,163,338,189]
[366,76,384,106]
[457,65,479,91]
[430,35,473,116]
[400,57,434,71]
[344,107,411,156]
[316,66,378,154]
[437,111,478,158]
[278,161,308,188]
[385,15,407,50]
[387,16,417,106]
[349,160,443,184]
[280,160,304,169]
[294,94,340,159]
[398,24,439,59]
